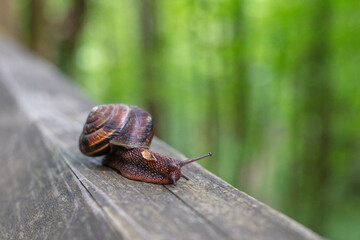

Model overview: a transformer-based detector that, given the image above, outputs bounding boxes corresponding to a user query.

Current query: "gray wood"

[0,37,323,240]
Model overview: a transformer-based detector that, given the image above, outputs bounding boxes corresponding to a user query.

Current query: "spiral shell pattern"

[79,104,154,156]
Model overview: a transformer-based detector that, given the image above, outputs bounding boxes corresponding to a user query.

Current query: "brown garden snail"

[79,104,212,185]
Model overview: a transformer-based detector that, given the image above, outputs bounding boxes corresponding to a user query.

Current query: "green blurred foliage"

[73,1,360,239]
[5,0,359,239]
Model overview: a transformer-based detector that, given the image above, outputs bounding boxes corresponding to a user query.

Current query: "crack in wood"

[61,154,149,240]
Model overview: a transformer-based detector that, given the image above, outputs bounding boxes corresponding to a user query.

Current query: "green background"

[2,0,359,239]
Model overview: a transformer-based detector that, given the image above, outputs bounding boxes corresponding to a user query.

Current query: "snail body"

[79,104,211,185]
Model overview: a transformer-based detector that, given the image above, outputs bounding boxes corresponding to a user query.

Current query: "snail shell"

[79,104,154,156]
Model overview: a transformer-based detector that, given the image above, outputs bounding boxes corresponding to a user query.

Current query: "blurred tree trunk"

[26,0,87,74]
[232,1,248,141]
[290,0,332,234]
[0,0,19,39]
[57,0,87,74]
[28,0,50,58]
[231,0,249,180]
[138,0,162,134]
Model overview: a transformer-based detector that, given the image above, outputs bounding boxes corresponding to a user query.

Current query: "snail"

[79,104,212,185]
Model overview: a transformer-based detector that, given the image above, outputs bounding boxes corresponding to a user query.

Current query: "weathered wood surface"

[0,37,323,240]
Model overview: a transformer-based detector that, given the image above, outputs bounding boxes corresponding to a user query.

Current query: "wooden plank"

[0,82,120,239]
[0,37,323,240]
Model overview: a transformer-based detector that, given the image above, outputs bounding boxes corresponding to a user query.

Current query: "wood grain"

[0,37,323,240]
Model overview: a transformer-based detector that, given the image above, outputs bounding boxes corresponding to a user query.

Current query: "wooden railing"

[0,37,322,240]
